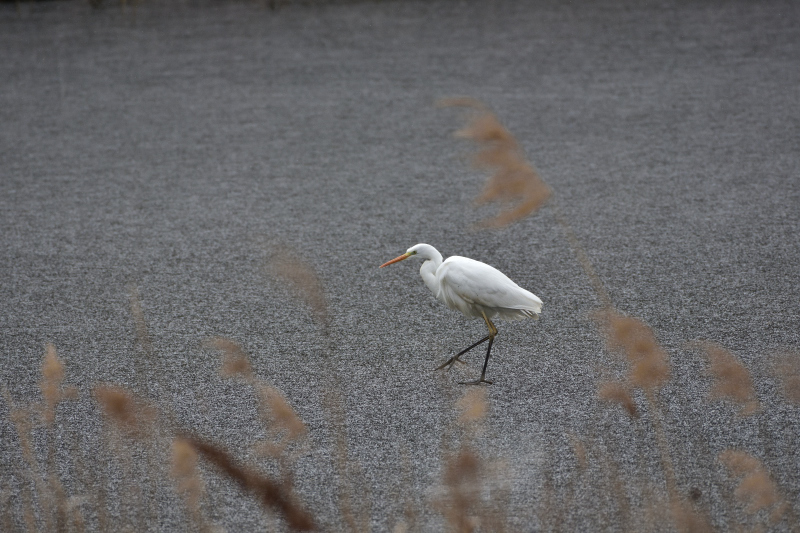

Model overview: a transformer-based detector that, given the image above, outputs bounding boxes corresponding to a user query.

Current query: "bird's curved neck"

[419,252,443,297]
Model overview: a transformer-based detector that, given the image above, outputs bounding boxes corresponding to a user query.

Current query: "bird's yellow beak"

[379,252,411,268]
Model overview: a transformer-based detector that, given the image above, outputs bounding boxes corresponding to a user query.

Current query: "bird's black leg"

[459,336,494,385]
[460,313,497,385]
[435,335,490,371]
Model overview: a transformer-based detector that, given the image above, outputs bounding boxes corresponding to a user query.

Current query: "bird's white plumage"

[437,256,542,320]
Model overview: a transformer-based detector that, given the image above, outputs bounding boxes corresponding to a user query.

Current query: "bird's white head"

[379,243,441,268]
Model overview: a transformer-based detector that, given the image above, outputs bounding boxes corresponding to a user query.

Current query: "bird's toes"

[435,359,455,371]
[459,378,493,386]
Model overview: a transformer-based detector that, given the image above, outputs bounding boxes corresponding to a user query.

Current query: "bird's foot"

[459,377,493,386]
[435,355,466,371]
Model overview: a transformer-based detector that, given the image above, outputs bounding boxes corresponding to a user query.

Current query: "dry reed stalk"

[128,284,164,397]
[94,385,163,528]
[0,487,15,533]
[171,438,210,532]
[323,387,366,533]
[694,342,759,416]
[598,380,638,418]
[719,450,786,524]
[22,490,36,533]
[41,343,64,426]
[568,434,588,471]
[439,447,481,533]
[601,453,631,531]
[482,459,512,533]
[48,473,69,532]
[5,385,58,532]
[639,483,673,532]
[552,205,614,309]
[39,344,79,531]
[441,98,551,228]
[128,285,155,359]
[536,472,558,532]
[185,436,316,531]
[267,247,329,331]
[776,351,800,405]
[399,446,419,533]
[37,344,73,531]
[88,443,111,533]
[435,389,492,532]
[66,495,87,532]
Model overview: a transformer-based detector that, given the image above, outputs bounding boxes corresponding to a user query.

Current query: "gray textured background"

[2,0,799,530]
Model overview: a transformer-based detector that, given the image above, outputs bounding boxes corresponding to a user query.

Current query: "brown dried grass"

[210,337,308,457]
[323,387,370,533]
[441,98,551,228]
[693,341,759,416]
[258,385,307,441]
[128,285,153,355]
[719,450,786,523]
[597,310,670,392]
[267,246,329,330]
[439,447,481,533]
[568,433,588,471]
[185,436,316,531]
[456,388,487,424]
[776,351,800,405]
[94,385,156,438]
[670,498,714,533]
[598,380,638,418]
[208,337,253,379]
[171,438,210,532]
[40,343,64,426]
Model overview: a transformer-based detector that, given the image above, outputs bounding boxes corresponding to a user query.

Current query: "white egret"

[380,243,542,385]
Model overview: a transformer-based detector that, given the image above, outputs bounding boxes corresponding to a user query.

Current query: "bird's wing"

[437,257,542,316]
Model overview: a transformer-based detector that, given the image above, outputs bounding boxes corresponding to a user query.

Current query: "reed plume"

[776,351,800,405]
[719,450,786,524]
[208,337,253,379]
[456,388,487,425]
[258,385,307,442]
[440,97,551,228]
[597,310,670,392]
[693,342,759,416]
[94,385,156,437]
[596,309,678,515]
[266,246,329,330]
